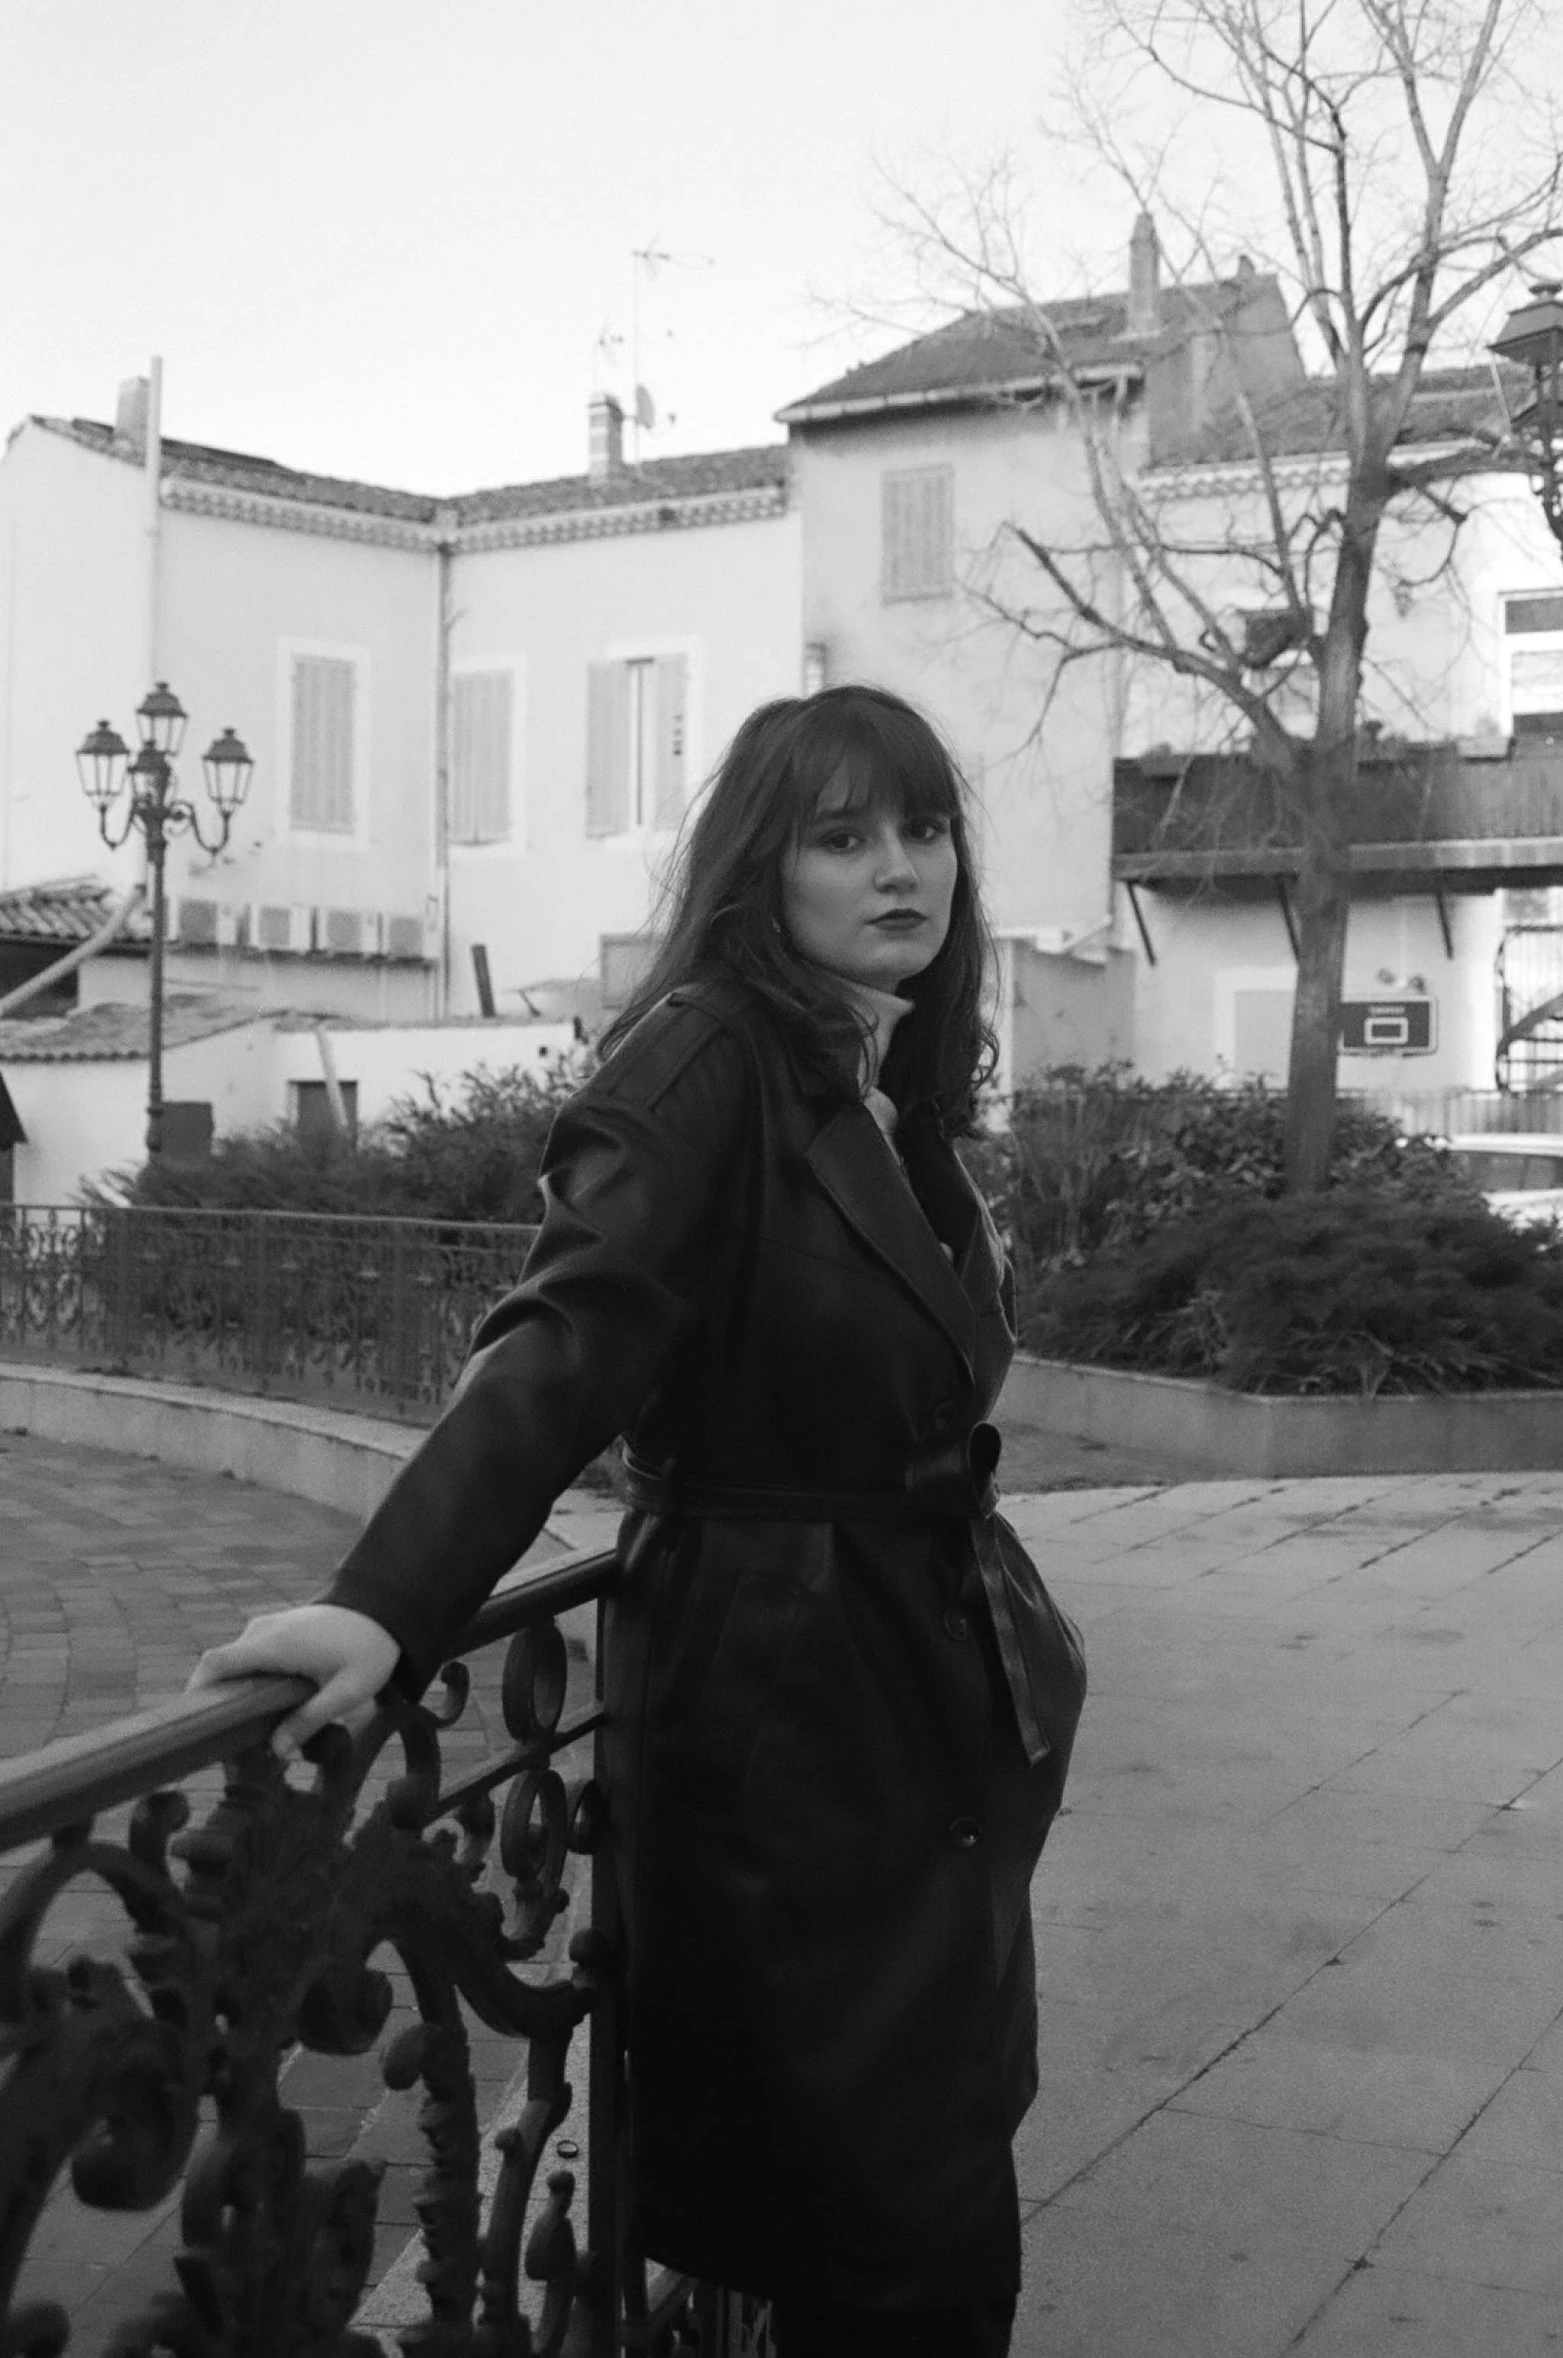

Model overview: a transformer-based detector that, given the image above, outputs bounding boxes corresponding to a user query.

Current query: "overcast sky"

[0,0,1137,496]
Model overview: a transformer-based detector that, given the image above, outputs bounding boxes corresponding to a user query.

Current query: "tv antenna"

[628,237,712,461]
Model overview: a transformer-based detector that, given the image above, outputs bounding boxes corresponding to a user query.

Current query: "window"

[585,653,688,837]
[289,653,357,831]
[1504,594,1563,740]
[881,467,954,602]
[290,1079,359,1143]
[450,669,514,845]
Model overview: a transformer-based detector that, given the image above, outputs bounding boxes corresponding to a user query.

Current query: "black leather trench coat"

[326,971,1087,2312]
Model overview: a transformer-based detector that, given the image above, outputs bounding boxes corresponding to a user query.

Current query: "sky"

[0,0,1132,498]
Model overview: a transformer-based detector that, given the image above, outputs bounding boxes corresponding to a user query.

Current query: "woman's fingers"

[184,1605,402,1758]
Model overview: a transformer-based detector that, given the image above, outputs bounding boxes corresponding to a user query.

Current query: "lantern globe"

[202,728,254,816]
[75,720,129,810]
[136,680,188,758]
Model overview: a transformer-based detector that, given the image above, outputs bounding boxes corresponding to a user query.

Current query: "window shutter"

[882,474,910,599]
[450,670,512,843]
[585,661,631,837]
[653,655,688,830]
[882,469,953,601]
[290,655,356,831]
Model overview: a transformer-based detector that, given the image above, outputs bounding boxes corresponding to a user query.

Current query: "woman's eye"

[818,829,861,852]
[906,819,949,844]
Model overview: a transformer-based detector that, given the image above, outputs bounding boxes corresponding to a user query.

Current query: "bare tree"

[895,0,1563,1188]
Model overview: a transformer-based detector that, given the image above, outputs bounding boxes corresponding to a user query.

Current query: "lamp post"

[75,683,254,1158]
[1490,281,1563,550]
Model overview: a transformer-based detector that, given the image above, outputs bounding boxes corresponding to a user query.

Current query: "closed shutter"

[882,468,954,601]
[451,670,513,843]
[653,654,688,830]
[585,661,631,836]
[290,655,356,831]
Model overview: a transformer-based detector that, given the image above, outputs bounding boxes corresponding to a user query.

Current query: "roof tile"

[0,877,150,946]
[34,418,789,527]
[0,993,267,1063]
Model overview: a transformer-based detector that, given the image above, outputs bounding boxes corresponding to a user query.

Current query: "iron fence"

[1341,1087,1563,1137]
[0,1205,538,1421]
[0,1546,772,2355]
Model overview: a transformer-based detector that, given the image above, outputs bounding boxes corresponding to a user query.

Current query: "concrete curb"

[0,1360,422,1521]
[1003,1350,1563,1477]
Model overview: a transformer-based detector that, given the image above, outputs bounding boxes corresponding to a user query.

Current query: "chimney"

[114,374,150,460]
[588,391,624,481]
[1127,212,1161,336]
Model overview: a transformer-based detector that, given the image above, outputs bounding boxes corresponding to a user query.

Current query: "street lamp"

[1490,281,1563,550]
[75,683,254,1158]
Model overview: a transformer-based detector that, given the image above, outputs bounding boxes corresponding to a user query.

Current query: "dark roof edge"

[775,363,1141,427]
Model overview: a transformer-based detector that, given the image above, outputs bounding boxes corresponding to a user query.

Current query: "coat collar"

[806,1103,978,1375]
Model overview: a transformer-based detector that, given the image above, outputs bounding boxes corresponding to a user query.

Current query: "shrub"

[1026,1189,1563,1395]
[964,1066,1480,1282]
[88,1055,590,1223]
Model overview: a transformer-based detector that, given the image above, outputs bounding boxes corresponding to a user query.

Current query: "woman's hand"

[186,1604,402,1759]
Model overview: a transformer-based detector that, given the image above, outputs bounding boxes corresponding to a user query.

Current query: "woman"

[191,684,1087,2358]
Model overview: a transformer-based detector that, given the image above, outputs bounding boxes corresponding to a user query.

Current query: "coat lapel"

[806,1104,977,1374]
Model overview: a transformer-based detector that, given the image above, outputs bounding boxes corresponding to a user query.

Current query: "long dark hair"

[600,684,997,1134]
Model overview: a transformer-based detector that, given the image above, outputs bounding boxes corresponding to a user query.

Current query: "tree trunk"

[1283,835,1353,1191]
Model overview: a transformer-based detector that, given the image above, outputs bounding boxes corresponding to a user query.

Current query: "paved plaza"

[4,1428,1563,2353]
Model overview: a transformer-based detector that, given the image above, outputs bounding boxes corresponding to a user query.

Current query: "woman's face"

[781,785,960,992]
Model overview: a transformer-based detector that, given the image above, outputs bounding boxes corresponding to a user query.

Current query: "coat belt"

[620,1425,1052,1767]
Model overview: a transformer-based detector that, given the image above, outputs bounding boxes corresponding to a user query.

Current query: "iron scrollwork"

[0,1556,768,2357]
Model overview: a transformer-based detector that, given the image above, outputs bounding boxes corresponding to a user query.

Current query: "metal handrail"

[0,1541,772,2355]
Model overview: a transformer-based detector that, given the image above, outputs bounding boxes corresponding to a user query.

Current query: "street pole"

[144,757,168,1158]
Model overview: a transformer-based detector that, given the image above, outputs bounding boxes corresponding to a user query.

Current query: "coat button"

[948,1816,981,1849]
[929,1400,959,1434]
[943,1608,971,1642]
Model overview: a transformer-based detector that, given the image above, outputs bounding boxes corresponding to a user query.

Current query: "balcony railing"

[1113,742,1563,886]
[0,1545,772,2356]
[0,1206,538,1422]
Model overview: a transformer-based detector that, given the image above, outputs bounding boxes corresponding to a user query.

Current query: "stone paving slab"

[1007,1472,1563,2356]
[8,1439,1563,2353]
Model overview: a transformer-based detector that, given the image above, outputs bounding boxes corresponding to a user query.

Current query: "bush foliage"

[963,1065,1475,1271]
[94,1057,588,1223]
[1027,1188,1563,1396]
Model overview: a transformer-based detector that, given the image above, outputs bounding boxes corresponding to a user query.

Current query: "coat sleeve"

[322,994,751,1694]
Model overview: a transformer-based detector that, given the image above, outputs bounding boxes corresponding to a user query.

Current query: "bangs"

[793,699,962,830]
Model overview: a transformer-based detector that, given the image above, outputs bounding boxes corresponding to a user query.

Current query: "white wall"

[275,1018,579,1126]
[5,1014,577,1203]
[0,426,152,896]
[443,508,802,1015]
[1126,888,1503,1094]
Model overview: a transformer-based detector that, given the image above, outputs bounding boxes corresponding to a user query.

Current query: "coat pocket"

[991,1513,1088,1764]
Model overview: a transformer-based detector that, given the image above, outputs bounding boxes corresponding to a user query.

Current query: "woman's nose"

[873,830,918,887]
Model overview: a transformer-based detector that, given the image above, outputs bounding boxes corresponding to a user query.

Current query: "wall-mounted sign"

[1339,997,1436,1055]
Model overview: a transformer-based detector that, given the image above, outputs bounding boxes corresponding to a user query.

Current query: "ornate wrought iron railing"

[0,1207,538,1421]
[0,1548,772,2357]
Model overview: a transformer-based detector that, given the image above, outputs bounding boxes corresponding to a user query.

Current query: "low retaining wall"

[0,1362,621,1648]
[1000,1352,1563,1478]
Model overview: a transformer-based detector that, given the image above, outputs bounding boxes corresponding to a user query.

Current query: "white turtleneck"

[832,976,912,1147]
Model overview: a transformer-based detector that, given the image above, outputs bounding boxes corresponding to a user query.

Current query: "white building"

[0,381,801,1031]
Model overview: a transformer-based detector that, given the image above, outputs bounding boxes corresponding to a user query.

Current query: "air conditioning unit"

[175,897,219,947]
[254,903,313,956]
[379,909,437,963]
[316,906,370,958]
